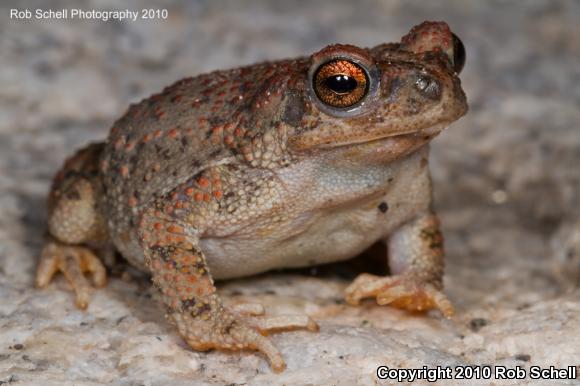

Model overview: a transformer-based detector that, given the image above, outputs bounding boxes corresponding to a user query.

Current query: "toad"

[37,21,468,372]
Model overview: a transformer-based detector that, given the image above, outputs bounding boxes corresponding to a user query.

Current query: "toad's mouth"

[290,121,449,152]
[318,122,449,164]
[335,122,448,148]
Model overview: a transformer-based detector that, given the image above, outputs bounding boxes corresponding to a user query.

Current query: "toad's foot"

[171,303,318,373]
[36,240,107,309]
[344,273,454,318]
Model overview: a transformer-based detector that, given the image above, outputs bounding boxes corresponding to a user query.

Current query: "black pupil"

[324,74,357,94]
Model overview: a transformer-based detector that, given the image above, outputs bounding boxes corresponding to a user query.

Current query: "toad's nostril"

[414,76,441,100]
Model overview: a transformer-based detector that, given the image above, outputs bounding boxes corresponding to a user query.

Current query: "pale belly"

[202,181,429,280]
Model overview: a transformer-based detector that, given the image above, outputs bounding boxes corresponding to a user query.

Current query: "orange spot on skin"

[154,222,163,230]
[224,135,234,145]
[234,127,243,137]
[120,165,129,178]
[194,192,203,201]
[213,190,223,199]
[198,177,209,188]
[203,193,211,202]
[154,130,163,138]
[187,276,197,284]
[167,128,179,138]
[185,187,195,196]
[143,133,153,143]
[175,201,183,209]
[167,225,184,234]
[128,195,138,207]
[125,142,135,151]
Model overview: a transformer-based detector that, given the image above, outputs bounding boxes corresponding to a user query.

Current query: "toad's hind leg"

[36,143,109,309]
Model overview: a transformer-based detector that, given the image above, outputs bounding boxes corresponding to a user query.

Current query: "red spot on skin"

[224,135,234,146]
[171,192,179,200]
[213,190,223,199]
[128,195,138,207]
[211,125,223,136]
[194,192,203,201]
[154,130,163,138]
[120,165,129,178]
[125,142,135,151]
[143,133,153,143]
[172,95,183,103]
[198,177,209,188]
[168,128,179,138]
[156,111,166,119]
[154,222,163,230]
[203,193,211,202]
[234,127,243,137]
[175,201,183,209]
[185,187,195,196]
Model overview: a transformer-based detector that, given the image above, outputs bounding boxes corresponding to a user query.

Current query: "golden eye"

[313,59,369,109]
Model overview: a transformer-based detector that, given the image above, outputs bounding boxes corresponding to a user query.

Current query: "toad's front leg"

[139,208,317,373]
[345,212,454,318]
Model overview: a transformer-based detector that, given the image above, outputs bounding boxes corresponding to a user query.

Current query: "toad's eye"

[452,33,466,74]
[313,59,369,109]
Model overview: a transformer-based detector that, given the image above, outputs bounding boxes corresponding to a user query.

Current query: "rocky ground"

[1,0,579,385]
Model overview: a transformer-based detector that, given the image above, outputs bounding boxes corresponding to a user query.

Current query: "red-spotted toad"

[37,21,468,372]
